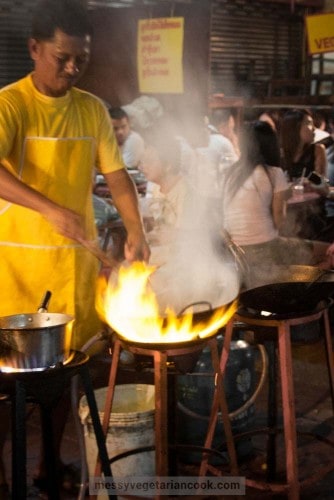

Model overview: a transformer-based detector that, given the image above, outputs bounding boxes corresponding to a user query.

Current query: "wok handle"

[37,290,52,313]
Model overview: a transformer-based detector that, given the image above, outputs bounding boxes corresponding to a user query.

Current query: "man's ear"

[28,38,40,61]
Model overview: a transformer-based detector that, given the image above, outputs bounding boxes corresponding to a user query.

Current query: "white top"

[222,165,289,245]
[120,130,145,168]
[208,133,239,165]
[140,178,188,267]
[142,178,188,229]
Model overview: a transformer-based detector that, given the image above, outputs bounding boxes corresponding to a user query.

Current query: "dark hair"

[280,108,312,169]
[224,120,281,198]
[31,0,93,40]
[109,107,129,121]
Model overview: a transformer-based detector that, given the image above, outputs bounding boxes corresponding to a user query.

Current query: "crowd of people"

[126,105,334,282]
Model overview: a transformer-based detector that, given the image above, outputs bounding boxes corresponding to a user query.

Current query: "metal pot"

[0,313,74,371]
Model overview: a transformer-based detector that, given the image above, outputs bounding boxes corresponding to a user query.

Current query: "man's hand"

[43,204,87,242]
[124,230,150,262]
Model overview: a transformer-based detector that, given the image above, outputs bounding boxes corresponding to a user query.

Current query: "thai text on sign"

[137,17,184,94]
[305,13,334,55]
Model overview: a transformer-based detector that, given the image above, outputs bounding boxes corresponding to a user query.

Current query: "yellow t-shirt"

[0,74,124,349]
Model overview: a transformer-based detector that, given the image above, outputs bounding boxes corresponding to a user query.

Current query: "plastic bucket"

[79,383,155,496]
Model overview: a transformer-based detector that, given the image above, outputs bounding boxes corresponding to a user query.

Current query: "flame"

[96,261,237,344]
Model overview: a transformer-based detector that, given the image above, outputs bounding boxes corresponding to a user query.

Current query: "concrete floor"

[2,327,334,500]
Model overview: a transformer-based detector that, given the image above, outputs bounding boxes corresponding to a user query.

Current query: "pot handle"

[37,290,52,313]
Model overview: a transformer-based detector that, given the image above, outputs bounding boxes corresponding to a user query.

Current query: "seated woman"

[220,121,330,289]
[280,108,329,240]
[280,108,328,183]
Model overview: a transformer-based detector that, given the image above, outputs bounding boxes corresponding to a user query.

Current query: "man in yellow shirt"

[0,0,149,348]
[0,0,149,493]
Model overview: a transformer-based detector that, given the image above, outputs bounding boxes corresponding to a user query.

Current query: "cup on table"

[292,183,304,198]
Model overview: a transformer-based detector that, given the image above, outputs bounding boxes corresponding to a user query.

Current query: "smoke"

[146,129,241,314]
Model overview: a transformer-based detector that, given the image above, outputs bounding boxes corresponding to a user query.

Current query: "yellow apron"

[0,137,102,350]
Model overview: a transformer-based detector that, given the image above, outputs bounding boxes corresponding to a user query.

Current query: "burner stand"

[0,351,114,500]
[94,324,239,493]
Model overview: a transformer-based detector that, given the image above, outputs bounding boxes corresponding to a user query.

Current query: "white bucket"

[79,384,155,498]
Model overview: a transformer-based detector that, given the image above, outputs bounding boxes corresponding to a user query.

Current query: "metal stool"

[0,351,113,500]
[200,303,334,499]
[94,327,239,490]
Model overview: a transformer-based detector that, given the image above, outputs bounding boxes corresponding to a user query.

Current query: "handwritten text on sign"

[137,17,184,94]
[305,13,334,55]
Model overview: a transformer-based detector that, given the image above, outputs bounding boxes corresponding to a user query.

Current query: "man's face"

[112,117,131,146]
[29,28,91,97]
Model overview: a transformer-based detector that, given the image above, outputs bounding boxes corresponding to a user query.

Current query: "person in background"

[0,0,149,494]
[138,132,188,266]
[206,115,239,169]
[280,108,329,240]
[312,108,330,143]
[280,108,328,183]
[258,108,283,134]
[210,108,240,157]
[221,121,330,288]
[109,106,145,169]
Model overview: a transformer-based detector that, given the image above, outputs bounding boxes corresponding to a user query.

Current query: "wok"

[239,280,334,319]
[260,264,334,284]
[112,297,238,351]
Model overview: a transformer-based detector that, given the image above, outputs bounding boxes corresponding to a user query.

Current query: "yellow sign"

[305,13,334,55]
[137,17,184,94]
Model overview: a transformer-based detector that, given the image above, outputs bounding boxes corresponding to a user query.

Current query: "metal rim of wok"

[112,298,238,351]
[261,264,334,283]
[238,281,334,320]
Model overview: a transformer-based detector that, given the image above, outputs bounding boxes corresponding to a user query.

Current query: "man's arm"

[103,168,150,262]
[0,163,86,241]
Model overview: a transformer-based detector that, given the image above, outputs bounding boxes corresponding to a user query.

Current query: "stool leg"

[322,309,334,413]
[102,338,121,435]
[278,322,299,500]
[94,337,121,480]
[199,326,238,476]
[80,366,116,500]
[12,380,27,500]
[265,341,277,482]
[153,350,168,477]
[40,406,60,500]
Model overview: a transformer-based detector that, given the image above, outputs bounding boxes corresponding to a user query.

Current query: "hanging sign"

[137,17,184,94]
[305,13,334,55]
